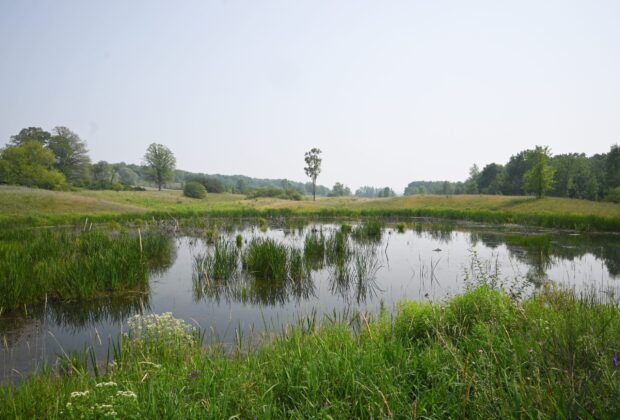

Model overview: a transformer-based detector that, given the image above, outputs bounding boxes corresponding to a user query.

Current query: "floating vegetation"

[396,223,406,233]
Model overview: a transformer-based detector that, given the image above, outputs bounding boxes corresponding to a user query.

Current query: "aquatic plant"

[243,238,289,281]
[352,220,383,242]
[0,228,172,310]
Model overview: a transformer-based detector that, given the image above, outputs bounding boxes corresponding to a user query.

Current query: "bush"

[247,187,303,201]
[605,187,620,203]
[183,181,206,199]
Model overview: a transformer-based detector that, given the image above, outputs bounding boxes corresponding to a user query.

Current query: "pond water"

[1,220,619,382]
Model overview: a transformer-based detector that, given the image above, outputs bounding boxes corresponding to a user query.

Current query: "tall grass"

[352,220,383,242]
[243,238,289,281]
[0,228,172,310]
[1,285,617,418]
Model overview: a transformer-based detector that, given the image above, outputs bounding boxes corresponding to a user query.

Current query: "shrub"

[183,181,206,199]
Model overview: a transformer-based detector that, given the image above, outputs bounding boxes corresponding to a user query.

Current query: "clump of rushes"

[0,228,172,310]
[352,220,383,242]
[258,218,268,232]
[194,239,239,282]
[236,234,243,248]
[326,230,351,264]
[3,285,618,418]
[340,223,352,234]
[243,238,289,281]
[303,231,325,269]
[396,223,406,233]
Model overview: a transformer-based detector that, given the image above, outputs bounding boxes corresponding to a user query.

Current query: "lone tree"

[523,145,555,198]
[304,148,322,201]
[144,143,176,190]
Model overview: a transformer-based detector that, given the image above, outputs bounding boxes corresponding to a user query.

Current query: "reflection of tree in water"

[474,231,620,284]
[0,293,149,346]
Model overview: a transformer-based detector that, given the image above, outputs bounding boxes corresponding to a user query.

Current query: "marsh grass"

[193,239,239,282]
[0,228,172,310]
[2,285,617,418]
[352,220,383,242]
[303,230,326,269]
[243,238,289,281]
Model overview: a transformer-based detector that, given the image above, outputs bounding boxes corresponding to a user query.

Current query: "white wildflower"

[70,391,90,398]
[95,381,118,388]
[116,390,137,399]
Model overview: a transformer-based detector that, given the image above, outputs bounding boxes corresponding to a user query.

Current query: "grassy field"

[1,186,620,230]
[1,285,618,418]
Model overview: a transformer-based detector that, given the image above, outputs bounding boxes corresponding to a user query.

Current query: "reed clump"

[0,228,172,310]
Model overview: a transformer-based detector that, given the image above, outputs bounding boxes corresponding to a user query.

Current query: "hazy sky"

[1,1,619,192]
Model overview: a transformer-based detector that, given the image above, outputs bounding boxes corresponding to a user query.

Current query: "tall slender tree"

[304,148,322,201]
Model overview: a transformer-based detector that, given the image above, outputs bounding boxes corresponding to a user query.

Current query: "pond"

[1,220,619,382]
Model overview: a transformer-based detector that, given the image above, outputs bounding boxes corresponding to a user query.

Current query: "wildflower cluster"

[63,382,138,418]
[127,312,195,347]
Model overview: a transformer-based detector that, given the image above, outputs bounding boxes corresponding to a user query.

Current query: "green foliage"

[0,141,67,189]
[9,127,52,146]
[183,181,206,199]
[396,223,406,233]
[243,238,289,281]
[47,126,91,184]
[329,182,351,197]
[143,143,176,190]
[304,148,322,200]
[0,228,172,309]
[524,146,556,198]
[247,187,302,200]
[352,220,383,242]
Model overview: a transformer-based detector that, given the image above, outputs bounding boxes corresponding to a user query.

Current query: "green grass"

[2,186,620,231]
[1,285,617,418]
[243,238,290,282]
[0,227,172,310]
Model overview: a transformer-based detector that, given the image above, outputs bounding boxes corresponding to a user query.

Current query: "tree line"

[405,145,620,202]
[0,127,334,196]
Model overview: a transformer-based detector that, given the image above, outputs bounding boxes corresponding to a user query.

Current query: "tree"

[478,163,504,194]
[10,127,52,146]
[144,143,176,190]
[47,127,91,184]
[330,182,351,197]
[501,151,530,195]
[464,164,480,194]
[304,148,322,201]
[0,141,66,189]
[183,181,206,199]
[377,187,396,197]
[523,146,555,198]
[605,144,620,190]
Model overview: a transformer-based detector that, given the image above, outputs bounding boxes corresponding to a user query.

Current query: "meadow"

[0,285,618,418]
[2,186,620,231]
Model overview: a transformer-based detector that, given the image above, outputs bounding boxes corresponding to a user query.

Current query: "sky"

[1,0,619,192]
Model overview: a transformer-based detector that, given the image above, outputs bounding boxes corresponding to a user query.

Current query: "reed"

[0,228,172,310]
